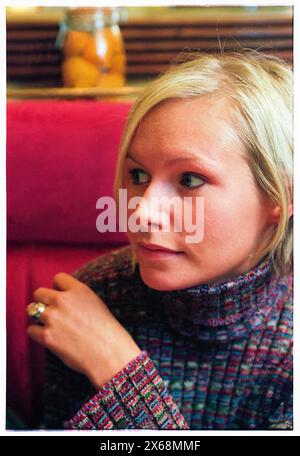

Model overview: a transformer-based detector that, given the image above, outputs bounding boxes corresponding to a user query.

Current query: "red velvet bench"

[6,99,132,427]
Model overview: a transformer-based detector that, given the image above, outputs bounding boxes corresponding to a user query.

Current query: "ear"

[270,202,293,224]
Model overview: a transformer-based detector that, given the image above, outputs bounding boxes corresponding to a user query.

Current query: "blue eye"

[129,168,149,185]
[180,173,205,189]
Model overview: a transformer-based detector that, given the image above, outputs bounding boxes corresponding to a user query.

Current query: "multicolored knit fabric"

[43,245,293,430]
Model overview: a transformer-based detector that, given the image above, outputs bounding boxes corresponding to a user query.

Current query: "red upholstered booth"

[6,100,133,427]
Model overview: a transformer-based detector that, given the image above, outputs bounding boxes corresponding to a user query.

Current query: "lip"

[137,242,184,260]
[139,242,179,252]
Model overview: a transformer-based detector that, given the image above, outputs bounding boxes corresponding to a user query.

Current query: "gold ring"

[27,302,46,321]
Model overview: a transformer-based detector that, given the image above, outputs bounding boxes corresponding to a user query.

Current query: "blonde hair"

[114,52,293,275]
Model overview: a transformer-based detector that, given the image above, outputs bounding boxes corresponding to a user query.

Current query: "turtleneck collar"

[148,258,276,343]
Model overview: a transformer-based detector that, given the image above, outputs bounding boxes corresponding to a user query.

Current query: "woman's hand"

[27,273,142,390]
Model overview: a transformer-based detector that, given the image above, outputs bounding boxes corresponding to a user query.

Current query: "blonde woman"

[27,52,293,430]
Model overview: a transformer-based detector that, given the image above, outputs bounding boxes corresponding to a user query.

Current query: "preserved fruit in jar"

[57,7,126,88]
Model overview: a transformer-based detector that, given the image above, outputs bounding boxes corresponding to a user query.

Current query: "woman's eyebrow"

[125,154,144,166]
[125,152,219,172]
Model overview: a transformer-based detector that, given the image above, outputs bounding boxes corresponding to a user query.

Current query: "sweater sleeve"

[43,246,188,430]
[63,350,189,430]
[266,395,293,430]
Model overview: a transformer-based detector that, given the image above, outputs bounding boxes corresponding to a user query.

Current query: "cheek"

[200,188,267,245]
[126,182,146,206]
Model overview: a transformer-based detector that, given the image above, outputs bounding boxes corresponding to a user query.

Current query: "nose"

[132,180,174,232]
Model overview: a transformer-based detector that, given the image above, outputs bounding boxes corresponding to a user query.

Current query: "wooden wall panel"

[7,13,293,85]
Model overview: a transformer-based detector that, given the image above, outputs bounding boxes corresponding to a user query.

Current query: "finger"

[53,272,80,291]
[33,287,59,305]
[27,324,47,346]
[26,302,48,324]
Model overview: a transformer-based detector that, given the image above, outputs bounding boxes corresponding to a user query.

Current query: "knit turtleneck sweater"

[43,245,293,430]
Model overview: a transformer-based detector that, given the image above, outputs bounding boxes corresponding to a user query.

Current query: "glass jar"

[56,7,126,88]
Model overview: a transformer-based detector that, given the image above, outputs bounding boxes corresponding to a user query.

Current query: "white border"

[0,0,6,438]
[2,1,296,7]
[2,0,298,437]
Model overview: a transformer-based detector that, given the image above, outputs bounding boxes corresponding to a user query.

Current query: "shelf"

[7,85,143,100]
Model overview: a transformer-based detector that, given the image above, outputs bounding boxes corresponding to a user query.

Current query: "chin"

[138,267,180,291]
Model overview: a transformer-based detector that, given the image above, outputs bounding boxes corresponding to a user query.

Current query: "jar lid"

[65,7,120,25]
[67,7,115,17]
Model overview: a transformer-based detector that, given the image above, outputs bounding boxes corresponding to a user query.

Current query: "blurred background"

[6,5,293,98]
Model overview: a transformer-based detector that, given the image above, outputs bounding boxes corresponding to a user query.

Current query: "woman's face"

[123,96,276,290]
